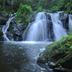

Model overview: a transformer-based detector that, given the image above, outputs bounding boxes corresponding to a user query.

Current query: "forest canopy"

[0,0,72,13]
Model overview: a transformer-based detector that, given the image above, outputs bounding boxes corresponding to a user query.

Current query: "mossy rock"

[38,35,72,71]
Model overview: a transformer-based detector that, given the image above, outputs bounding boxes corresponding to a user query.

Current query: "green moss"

[40,35,72,69]
[50,0,72,14]
[16,4,32,24]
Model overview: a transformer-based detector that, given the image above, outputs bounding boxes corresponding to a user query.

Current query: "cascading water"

[2,14,15,41]
[69,14,72,33]
[50,12,67,40]
[26,12,48,41]
[2,12,69,41]
[25,12,68,41]
[2,11,72,72]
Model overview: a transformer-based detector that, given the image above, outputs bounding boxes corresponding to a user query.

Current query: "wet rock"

[0,25,3,41]
[46,13,55,41]
[12,23,25,41]
[0,12,8,25]
[0,12,8,41]
[0,31,3,41]
[7,19,25,41]
[37,35,72,72]
[59,12,69,32]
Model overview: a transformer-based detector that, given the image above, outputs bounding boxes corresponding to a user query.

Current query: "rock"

[37,35,72,71]
[6,19,25,41]
[0,12,26,41]
[12,23,25,41]
[53,67,72,72]
[59,12,69,32]
[46,13,55,41]
[0,12,8,41]
[0,12,8,25]
[0,25,3,41]
[0,31,3,41]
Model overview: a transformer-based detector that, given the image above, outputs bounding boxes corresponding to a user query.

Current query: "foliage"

[50,0,72,14]
[0,0,53,12]
[16,4,32,24]
[39,34,72,69]
[0,0,72,13]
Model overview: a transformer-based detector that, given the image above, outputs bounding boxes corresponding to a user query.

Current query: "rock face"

[37,35,72,72]
[59,12,69,32]
[0,13,8,25]
[46,13,55,41]
[0,13,8,41]
[7,21,25,41]
[0,12,26,41]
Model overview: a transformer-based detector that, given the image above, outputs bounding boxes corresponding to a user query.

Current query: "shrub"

[16,4,32,24]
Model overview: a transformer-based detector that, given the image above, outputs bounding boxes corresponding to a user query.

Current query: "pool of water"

[0,41,53,72]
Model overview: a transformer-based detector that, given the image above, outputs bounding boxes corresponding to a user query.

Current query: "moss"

[39,35,72,69]
[16,4,32,24]
[49,0,72,14]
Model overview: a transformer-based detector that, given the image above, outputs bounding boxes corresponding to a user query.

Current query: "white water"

[2,16,15,41]
[2,11,70,61]
[26,12,48,41]
[25,12,68,41]
[2,12,70,41]
[69,15,72,33]
[50,13,67,40]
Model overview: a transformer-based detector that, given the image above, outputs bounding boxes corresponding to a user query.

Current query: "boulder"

[37,35,72,72]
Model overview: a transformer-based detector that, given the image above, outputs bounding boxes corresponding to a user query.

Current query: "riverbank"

[37,35,72,72]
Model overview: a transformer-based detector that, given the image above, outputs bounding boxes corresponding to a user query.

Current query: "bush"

[50,0,72,14]
[16,4,32,24]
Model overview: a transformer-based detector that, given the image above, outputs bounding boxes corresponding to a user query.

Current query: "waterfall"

[50,12,67,40]
[26,12,48,41]
[69,14,72,33]
[2,14,15,41]
[2,12,70,41]
[25,12,67,41]
[1,11,72,72]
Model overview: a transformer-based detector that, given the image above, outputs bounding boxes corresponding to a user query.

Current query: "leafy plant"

[50,0,72,14]
[16,4,32,24]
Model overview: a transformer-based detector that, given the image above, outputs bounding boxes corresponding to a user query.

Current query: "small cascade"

[50,12,67,40]
[2,14,15,41]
